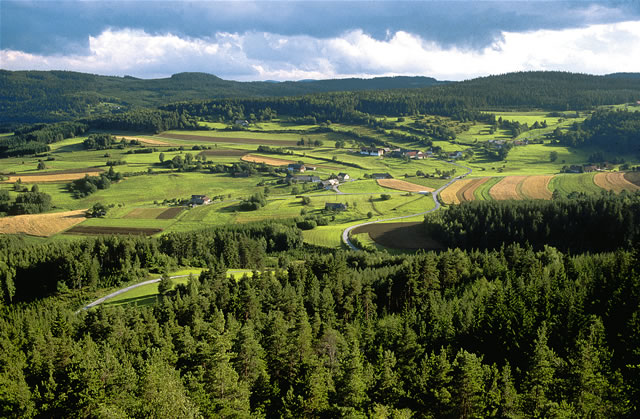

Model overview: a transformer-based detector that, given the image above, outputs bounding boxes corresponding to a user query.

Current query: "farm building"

[404,150,426,159]
[234,119,249,127]
[190,195,211,205]
[337,173,350,181]
[360,148,385,156]
[321,179,339,188]
[325,202,348,211]
[287,163,306,172]
[289,175,321,183]
[372,173,393,180]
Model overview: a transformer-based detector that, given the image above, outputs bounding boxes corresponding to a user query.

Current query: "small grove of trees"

[239,192,267,211]
[67,167,123,198]
[0,185,52,215]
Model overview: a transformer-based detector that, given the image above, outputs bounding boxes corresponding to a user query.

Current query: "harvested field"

[352,222,443,250]
[376,179,434,193]
[460,177,491,202]
[0,209,87,237]
[440,179,469,204]
[241,154,296,166]
[2,171,103,183]
[120,136,169,146]
[1,167,105,183]
[159,133,294,146]
[64,226,162,236]
[199,149,248,157]
[489,176,527,200]
[156,207,184,219]
[520,175,554,199]
[594,172,640,193]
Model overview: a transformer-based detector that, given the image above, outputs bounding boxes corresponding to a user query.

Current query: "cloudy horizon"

[1,1,639,81]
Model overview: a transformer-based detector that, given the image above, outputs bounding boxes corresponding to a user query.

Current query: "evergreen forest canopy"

[1,195,640,416]
[2,70,640,124]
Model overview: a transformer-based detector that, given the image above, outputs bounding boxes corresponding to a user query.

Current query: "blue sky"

[1,1,639,80]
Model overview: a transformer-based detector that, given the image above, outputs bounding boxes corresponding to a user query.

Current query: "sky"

[1,0,639,81]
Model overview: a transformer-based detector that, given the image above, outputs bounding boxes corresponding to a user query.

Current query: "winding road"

[75,274,191,313]
[342,161,472,250]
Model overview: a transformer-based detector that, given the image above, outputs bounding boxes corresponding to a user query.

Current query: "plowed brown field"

[489,176,527,200]
[0,209,87,237]
[376,179,434,193]
[594,172,640,193]
[459,177,491,202]
[520,175,554,199]
[159,133,294,146]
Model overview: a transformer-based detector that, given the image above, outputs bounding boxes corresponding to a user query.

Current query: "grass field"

[473,177,503,200]
[548,173,602,196]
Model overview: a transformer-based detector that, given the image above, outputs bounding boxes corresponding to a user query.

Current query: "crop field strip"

[64,226,163,236]
[548,173,601,196]
[519,175,554,199]
[459,177,491,202]
[1,171,104,183]
[157,133,295,146]
[156,207,185,219]
[593,172,640,193]
[440,178,472,204]
[376,179,435,193]
[0,209,87,237]
[625,172,640,186]
[489,176,527,200]
[120,136,169,146]
[241,154,296,166]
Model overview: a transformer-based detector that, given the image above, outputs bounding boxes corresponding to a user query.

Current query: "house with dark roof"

[289,175,321,183]
[337,173,350,181]
[371,173,393,179]
[190,195,211,205]
[287,163,306,172]
[325,202,348,211]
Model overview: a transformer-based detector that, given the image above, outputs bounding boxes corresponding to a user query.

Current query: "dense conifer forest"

[1,193,640,416]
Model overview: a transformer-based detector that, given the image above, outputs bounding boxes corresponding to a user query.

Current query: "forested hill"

[0,70,442,123]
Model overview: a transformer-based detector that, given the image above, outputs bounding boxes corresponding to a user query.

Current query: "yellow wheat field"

[241,154,296,166]
[2,172,102,183]
[0,209,87,237]
[594,172,640,193]
[459,177,491,202]
[520,175,554,200]
[489,176,527,200]
[121,136,169,146]
[376,179,435,193]
[440,179,471,204]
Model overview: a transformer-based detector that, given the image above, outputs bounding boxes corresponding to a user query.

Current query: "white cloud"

[1,21,639,81]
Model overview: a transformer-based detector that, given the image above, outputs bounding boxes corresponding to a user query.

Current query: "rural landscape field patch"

[519,175,554,199]
[489,176,527,200]
[0,209,87,237]
[241,154,296,166]
[199,149,248,157]
[159,132,295,146]
[120,136,169,146]
[352,222,443,250]
[1,168,104,183]
[593,172,640,193]
[376,179,434,193]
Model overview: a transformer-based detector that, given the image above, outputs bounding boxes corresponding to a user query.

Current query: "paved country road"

[342,161,472,250]
[75,274,191,313]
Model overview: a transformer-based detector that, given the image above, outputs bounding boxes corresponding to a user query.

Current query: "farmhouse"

[337,173,350,181]
[321,179,339,188]
[325,202,348,211]
[372,173,393,180]
[360,148,385,156]
[448,151,463,159]
[287,163,306,172]
[234,119,249,127]
[289,175,321,183]
[190,195,211,205]
[404,150,426,159]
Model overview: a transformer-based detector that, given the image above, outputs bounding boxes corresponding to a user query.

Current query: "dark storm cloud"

[2,1,638,55]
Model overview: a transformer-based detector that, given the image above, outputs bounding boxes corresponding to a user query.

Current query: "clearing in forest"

[0,209,87,237]
[376,179,434,193]
[489,176,527,200]
[520,175,554,199]
[241,154,296,166]
[593,172,640,193]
